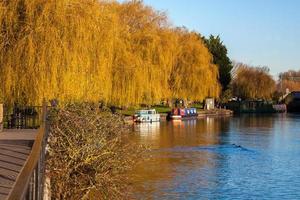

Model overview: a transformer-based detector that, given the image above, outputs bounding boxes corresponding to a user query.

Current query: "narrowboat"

[167,108,198,120]
[285,91,300,113]
[133,109,160,123]
[225,100,286,113]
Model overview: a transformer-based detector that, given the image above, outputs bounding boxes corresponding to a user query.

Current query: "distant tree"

[278,70,300,93]
[232,63,275,100]
[203,35,233,91]
[220,88,233,103]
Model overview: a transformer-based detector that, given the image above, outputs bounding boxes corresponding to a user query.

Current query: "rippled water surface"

[130,114,300,199]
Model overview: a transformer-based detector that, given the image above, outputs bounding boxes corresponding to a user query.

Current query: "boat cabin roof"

[135,109,157,114]
[291,91,300,99]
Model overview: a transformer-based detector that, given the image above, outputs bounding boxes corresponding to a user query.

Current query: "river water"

[130,114,300,199]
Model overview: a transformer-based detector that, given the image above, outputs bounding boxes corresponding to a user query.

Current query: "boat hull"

[134,119,160,123]
[133,116,160,123]
[167,114,198,121]
[287,101,300,113]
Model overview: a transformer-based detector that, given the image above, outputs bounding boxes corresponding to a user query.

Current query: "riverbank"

[197,109,233,118]
[124,109,233,123]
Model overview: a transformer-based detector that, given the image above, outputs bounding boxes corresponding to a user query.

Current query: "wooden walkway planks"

[0,184,11,200]
[0,129,37,141]
[0,129,37,200]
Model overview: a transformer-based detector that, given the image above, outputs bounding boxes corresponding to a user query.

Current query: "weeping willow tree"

[0,0,220,107]
[0,0,116,105]
[111,1,175,106]
[169,28,220,101]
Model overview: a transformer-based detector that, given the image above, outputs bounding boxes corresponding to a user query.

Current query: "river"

[130,114,300,199]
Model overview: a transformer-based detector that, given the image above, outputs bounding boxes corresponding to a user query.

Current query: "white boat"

[133,109,160,123]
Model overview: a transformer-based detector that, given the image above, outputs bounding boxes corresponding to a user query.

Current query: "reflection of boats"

[133,109,160,123]
[171,118,197,128]
[167,108,198,120]
[134,122,160,135]
[133,122,161,146]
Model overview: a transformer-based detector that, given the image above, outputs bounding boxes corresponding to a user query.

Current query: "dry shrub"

[47,103,143,200]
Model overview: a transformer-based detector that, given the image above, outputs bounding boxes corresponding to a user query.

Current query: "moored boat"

[225,100,286,113]
[167,108,198,120]
[285,91,300,113]
[133,109,160,123]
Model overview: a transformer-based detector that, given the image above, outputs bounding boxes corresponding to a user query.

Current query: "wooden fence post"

[0,103,3,132]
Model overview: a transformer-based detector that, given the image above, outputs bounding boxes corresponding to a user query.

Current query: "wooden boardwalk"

[0,129,37,200]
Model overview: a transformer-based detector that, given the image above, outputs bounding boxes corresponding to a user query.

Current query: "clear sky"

[136,0,300,77]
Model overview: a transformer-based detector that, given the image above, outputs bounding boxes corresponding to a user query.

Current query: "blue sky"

[124,0,300,77]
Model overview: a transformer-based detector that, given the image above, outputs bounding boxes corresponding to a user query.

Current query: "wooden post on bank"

[0,103,3,132]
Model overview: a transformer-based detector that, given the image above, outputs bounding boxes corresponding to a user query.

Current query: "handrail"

[7,103,48,200]
[3,105,43,129]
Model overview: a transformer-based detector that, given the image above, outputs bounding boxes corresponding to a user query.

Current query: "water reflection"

[134,122,160,139]
[130,115,300,199]
[133,117,231,148]
[233,114,278,130]
[130,117,231,199]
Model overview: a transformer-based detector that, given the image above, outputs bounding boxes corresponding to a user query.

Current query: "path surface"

[0,129,37,200]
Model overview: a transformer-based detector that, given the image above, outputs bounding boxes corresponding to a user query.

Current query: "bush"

[47,103,144,199]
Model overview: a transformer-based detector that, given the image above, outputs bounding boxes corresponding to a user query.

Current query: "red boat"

[166,108,198,120]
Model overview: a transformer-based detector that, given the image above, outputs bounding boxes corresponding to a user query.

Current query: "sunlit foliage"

[169,29,220,100]
[278,70,300,93]
[0,0,220,106]
[232,63,275,100]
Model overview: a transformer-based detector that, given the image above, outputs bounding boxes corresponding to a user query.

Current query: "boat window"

[294,92,300,99]
[136,111,148,115]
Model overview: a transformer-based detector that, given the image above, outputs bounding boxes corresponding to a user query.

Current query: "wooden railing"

[3,106,43,129]
[7,103,49,200]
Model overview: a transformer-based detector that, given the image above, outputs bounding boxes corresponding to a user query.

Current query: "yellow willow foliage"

[0,0,116,105]
[111,2,219,105]
[170,29,220,101]
[111,1,176,106]
[0,0,220,106]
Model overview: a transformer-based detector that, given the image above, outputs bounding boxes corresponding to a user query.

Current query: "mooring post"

[0,103,3,132]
